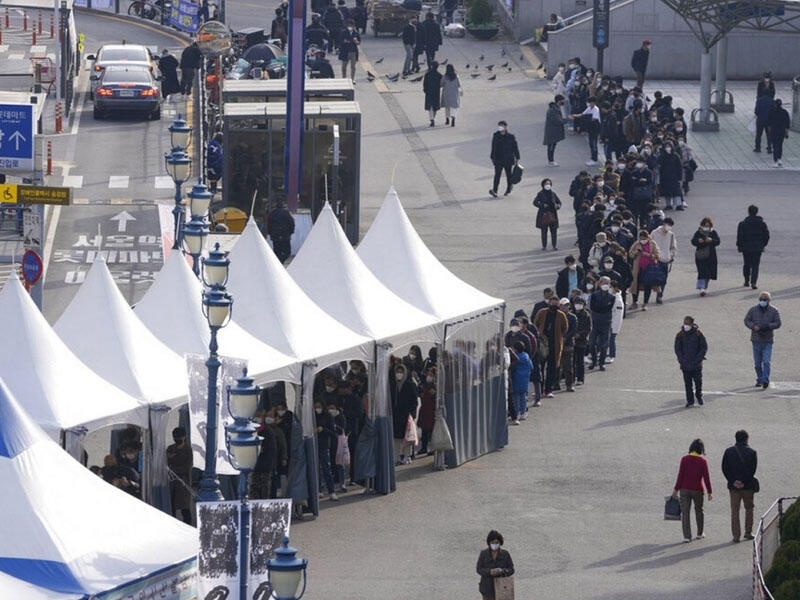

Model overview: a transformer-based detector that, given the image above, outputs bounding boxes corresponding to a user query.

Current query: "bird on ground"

[488,74,496,81]
[519,54,524,61]
[409,74,424,82]
[474,65,478,69]
[501,47,506,56]
[375,57,384,64]
[537,62,543,70]
[470,72,480,78]
[486,64,494,71]
[366,70,376,81]
[387,72,400,82]
[507,67,512,72]
[479,54,484,60]
[465,63,470,69]
[440,58,448,65]
[500,61,508,67]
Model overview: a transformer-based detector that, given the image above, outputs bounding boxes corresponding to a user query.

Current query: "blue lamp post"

[196,242,232,503]
[267,536,308,600]
[169,115,192,151]
[182,179,214,275]
[224,368,262,600]
[164,115,193,250]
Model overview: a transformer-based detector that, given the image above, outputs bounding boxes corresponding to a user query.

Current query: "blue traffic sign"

[21,249,43,285]
[0,103,35,171]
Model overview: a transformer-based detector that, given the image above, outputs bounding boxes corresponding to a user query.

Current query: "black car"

[91,65,161,120]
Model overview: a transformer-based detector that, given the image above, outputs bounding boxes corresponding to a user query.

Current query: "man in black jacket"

[401,17,418,76]
[674,316,707,407]
[490,121,520,197]
[266,201,295,264]
[179,42,203,96]
[587,276,615,370]
[736,204,770,289]
[555,255,584,299]
[630,40,651,89]
[767,98,791,167]
[721,430,758,543]
[417,11,441,68]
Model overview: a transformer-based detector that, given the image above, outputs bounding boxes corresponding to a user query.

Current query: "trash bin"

[792,76,800,132]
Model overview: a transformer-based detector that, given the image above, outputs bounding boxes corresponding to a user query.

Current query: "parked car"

[91,65,161,120]
[86,43,155,98]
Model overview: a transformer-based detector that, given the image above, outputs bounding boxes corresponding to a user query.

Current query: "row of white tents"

[0,189,507,597]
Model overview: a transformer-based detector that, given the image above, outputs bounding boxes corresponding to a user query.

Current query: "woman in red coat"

[672,438,713,543]
[417,366,436,455]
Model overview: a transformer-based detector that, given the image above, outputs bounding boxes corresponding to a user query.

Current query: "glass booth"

[221,78,356,104]
[222,101,361,243]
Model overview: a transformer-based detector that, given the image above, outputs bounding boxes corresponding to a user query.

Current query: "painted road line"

[62,175,84,188]
[108,175,130,188]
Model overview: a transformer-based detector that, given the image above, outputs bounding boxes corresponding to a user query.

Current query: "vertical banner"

[248,499,292,597]
[197,501,240,599]
[168,0,201,34]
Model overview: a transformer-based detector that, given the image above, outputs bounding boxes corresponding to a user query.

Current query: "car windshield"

[103,69,152,83]
[100,48,147,62]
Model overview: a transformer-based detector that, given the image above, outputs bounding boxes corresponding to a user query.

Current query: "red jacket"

[674,453,712,493]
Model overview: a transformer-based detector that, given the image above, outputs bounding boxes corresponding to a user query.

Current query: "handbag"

[404,415,418,445]
[335,433,350,466]
[494,575,515,600]
[695,245,711,260]
[540,210,556,227]
[510,164,524,185]
[664,495,682,520]
[641,263,667,286]
[430,416,454,452]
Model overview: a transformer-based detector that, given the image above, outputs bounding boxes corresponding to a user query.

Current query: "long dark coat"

[423,68,442,111]
[390,373,418,439]
[158,54,181,98]
[532,189,562,229]
[658,151,683,197]
[476,548,515,599]
[543,102,566,145]
[691,228,720,280]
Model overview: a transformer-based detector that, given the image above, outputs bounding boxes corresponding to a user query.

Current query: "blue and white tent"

[0,377,197,598]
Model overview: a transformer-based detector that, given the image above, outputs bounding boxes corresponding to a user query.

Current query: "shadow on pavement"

[585,404,686,430]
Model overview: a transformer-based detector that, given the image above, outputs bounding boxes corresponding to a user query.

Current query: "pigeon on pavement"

[387,72,400,82]
[488,74,496,81]
[375,57,384,64]
[366,70,376,81]
[470,72,480,78]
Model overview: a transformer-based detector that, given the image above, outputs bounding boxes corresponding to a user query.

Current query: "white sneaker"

[329,493,339,501]
[774,161,782,168]
[532,400,541,407]
[584,356,591,364]
[547,161,559,167]
[778,160,783,167]
[511,419,520,425]
[605,357,614,364]
[585,160,600,166]
[519,412,528,420]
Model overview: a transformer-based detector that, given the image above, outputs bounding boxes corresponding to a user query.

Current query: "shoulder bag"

[494,575,515,600]
[430,416,454,452]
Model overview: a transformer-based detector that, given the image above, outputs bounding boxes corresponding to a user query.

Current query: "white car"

[86,43,156,98]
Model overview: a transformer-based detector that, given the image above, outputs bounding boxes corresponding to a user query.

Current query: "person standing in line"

[338,19,360,82]
[543,95,568,166]
[476,530,515,600]
[649,217,676,304]
[401,17,418,76]
[532,178,562,251]
[559,297,577,392]
[744,291,781,389]
[572,296,591,386]
[489,121,520,198]
[166,427,192,524]
[418,11,442,68]
[587,276,614,371]
[607,280,624,364]
[630,40,651,89]
[571,95,601,166]
[555,255,584,299]
[721,430,758,543]
[440,64,461,127]
[736,205,770,290]
[423,60,442,127]
[179,41,203,96]
[674,316,707,407]
[767,98,791,168]
[533,294,568,398]
[690,217,721,297]
[509,341,533,422]
[672,438,713,543]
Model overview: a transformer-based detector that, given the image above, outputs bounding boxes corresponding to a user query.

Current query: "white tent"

[134,251,300,385]
[226,219,372,367]
[0,571,81,600]
[0,275,149,443]
[0,377,196,598]
[54,258,187,408]
[356,188,504,322]
[288,203,439,347]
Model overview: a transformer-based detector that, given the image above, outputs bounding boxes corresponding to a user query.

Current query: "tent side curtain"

[439,306,508,468]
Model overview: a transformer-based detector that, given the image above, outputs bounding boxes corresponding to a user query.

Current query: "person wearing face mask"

[314,401,339,500]
[533,295,568,397]
[649,217,676,304]
[571,95,602,166]
[623,99,646,146]
[118,440,142,473]
[600,101,621,163]
[167,427,193,523]
[418,11,442,68]
[631,40,651,88]
[766,98,791,168]
[274,400,294,476]
[316,373,341,407]
[756,71,775,99]
[476,530,515,600]
[627,157,653,226]
[509,340,533,420]
[252,409,288,499]
[556,254,585,299]
[744,292,781,389]
[691,217,721,297]
[337,19,360,82]
[587,276,614,370]
[587,231,611,272]
[597,256,621,287]
[607,280,624,363]
[322,1,344,53]
[326,401,349,493]
[543,95,568,166]
[572,296,592,385]
[490,120,520,197]
[658,142,684,211]
[338,380,363,485]
[736,204,770,290]
[346,360,368,398]
[403,344,425,384]
[628,229,661,310]
[391,365,420,465]
[674,316,707,407]
[423,60,442,127]
[417,366,437,451]
[558,297,577,391]
[533,178,562,250]
[552,63,567,99]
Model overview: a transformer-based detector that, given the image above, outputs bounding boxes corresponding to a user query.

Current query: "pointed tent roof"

[54,258,188,408]
[226,219,372,366]
[288,204,439,347]
[133,251,299,384]
[357,189,503,323]
[0,378,196,596]
[0,276,149,439]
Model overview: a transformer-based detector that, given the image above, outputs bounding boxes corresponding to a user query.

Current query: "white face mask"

[329,409,339,417]
[510,326,520,333]
[264,417,275,424]
[568,263,577,270]
[325,385,336,393]
[586,283,594,291]
[125,453,136,461]
[675,126,683,132]
[600,284,610,291]
[635,162,645,169]
[665,147,672,153]
[558,66,565,72]
[395,373,404,381]
[574,303,584,310]
[683,325,692,332]
[567,64,575,69]
[490,543,501,551]
[497,126,505,132]
[702,227,711,232]
[277,409,286,417]
[315,408,323,414]
[610,226,620,233]
[544,184,552,191]
[596,182,603,188]
[409,353,417,360]
[603,263,613,270]
[617,163,626,170]
[662,225,671,232]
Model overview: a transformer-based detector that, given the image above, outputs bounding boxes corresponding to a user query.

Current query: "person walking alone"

[532,178,561,251]
[691,217,720,297]
[674,316,707,407]
[476,530,515,600]
[744,291,781,389]
[767,98,791,167]
[543,95,568,166]
[630,40,651,89]
[423,61,442,127]
[722,430,758,543]
[736,205,770,289]
[179,41,203,96]
[401,17,418,76]
[489,121,520,198]
[440,64,461,127]
[338,19,360,82]
[672,438,713,543]
[418,11,442,68]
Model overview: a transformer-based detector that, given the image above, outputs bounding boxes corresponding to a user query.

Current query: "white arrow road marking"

[110,210,136,232]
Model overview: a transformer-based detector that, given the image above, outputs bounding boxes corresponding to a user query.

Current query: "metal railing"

[753,496,798,600]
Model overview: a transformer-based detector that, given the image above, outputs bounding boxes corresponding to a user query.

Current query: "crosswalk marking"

[30,45,46,56]
[62,175,83,188]
[7,53,25,60]
[154,176,173,189]
[108,175,129,188]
